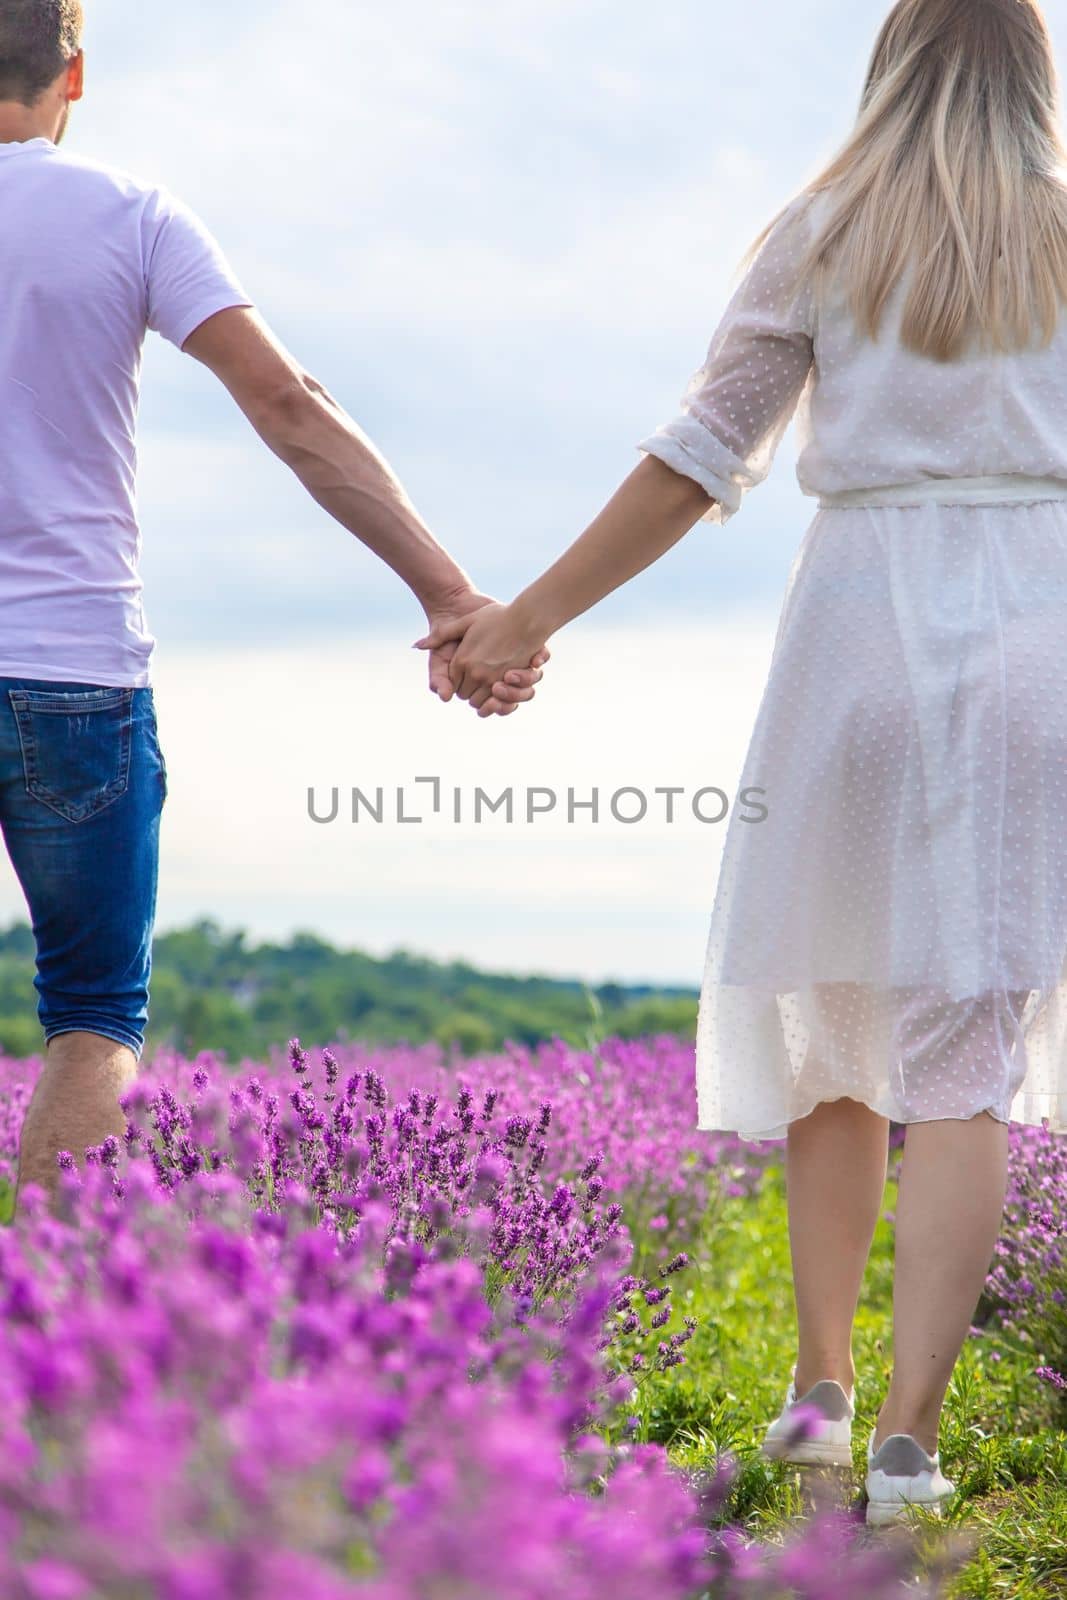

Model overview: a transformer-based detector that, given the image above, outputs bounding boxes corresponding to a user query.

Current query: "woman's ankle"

[794,1358,856,1396]
[872,1400,940,1456]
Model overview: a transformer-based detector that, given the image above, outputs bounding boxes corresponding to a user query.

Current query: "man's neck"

[0,103,58,145]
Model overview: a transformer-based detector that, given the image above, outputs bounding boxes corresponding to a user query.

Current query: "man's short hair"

[0,0,82,106]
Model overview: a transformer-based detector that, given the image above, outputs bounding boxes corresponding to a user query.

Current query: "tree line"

[0,919,698,1063]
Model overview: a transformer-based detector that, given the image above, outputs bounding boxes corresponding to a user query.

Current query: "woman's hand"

[449,602,550,711]
[414,596,550,717]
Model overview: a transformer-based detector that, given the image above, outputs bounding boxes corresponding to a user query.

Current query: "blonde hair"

[748,0,1067,362]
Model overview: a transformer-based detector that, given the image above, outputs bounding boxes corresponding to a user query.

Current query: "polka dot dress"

[639,189,1067,1141]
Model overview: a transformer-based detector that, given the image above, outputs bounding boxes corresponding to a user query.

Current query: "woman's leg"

[873,1110,1010,1454]
[786,1096,891,1395]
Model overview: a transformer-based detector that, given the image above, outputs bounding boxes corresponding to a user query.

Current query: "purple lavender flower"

[0,1035,964,1600]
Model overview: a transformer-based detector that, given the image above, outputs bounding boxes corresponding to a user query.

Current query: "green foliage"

[0,1013,45,1059]
[0,918,698,1063]
[432,1011,497,1055]
[611,995,698,1040]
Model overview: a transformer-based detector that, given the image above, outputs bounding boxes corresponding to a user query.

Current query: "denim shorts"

[0,679,166,1060]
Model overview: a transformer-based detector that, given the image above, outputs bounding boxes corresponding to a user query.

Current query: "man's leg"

[14,1032,138,1213]
[0,681,166,1217]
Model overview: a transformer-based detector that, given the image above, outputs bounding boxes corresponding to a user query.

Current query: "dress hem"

[697,1091,1067,1145]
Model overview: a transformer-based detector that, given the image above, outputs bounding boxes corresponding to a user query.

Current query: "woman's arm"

[416,457,712,706]
[416,196,817,710]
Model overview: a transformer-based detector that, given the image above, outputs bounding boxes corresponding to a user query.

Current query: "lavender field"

[0,1035,1064,1598]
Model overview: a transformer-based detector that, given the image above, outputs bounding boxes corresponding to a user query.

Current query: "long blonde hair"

[750,0,1067,361]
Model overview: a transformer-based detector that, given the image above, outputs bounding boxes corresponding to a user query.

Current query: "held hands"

[415,592,550,718]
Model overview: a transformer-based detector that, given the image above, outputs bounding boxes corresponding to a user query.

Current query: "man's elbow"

[248,370,332,451]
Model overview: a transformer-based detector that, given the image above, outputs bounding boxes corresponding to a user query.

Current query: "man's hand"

[417,590,549,717]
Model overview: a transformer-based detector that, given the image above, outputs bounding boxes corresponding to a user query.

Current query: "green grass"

[630,1159,1067,1596]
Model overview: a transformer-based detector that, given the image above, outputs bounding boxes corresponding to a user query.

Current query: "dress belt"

[818,474,1067,509]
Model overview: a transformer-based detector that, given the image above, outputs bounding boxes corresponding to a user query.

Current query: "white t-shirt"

[0,136,252,686]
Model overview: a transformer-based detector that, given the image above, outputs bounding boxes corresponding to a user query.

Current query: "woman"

[418,0,1067,1528]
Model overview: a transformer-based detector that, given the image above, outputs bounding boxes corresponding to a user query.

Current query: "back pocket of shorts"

[9,686,134,823]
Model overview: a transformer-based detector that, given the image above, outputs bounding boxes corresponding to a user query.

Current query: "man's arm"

[181,306,546,710]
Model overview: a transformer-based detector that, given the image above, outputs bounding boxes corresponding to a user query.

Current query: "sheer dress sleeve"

[638,194,816,524]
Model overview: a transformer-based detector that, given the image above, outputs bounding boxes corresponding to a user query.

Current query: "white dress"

[639,190,1067,1141]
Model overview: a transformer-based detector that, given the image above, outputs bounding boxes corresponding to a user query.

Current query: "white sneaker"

[760,1367,855,1467]
[865,1426,956,1527]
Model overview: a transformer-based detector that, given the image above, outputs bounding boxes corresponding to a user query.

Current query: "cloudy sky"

[4,1,1065,986]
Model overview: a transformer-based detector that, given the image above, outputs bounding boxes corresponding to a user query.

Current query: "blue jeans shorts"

[0,680,166,1060]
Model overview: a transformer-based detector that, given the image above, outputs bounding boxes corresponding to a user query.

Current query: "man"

[1,0,547,1216]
